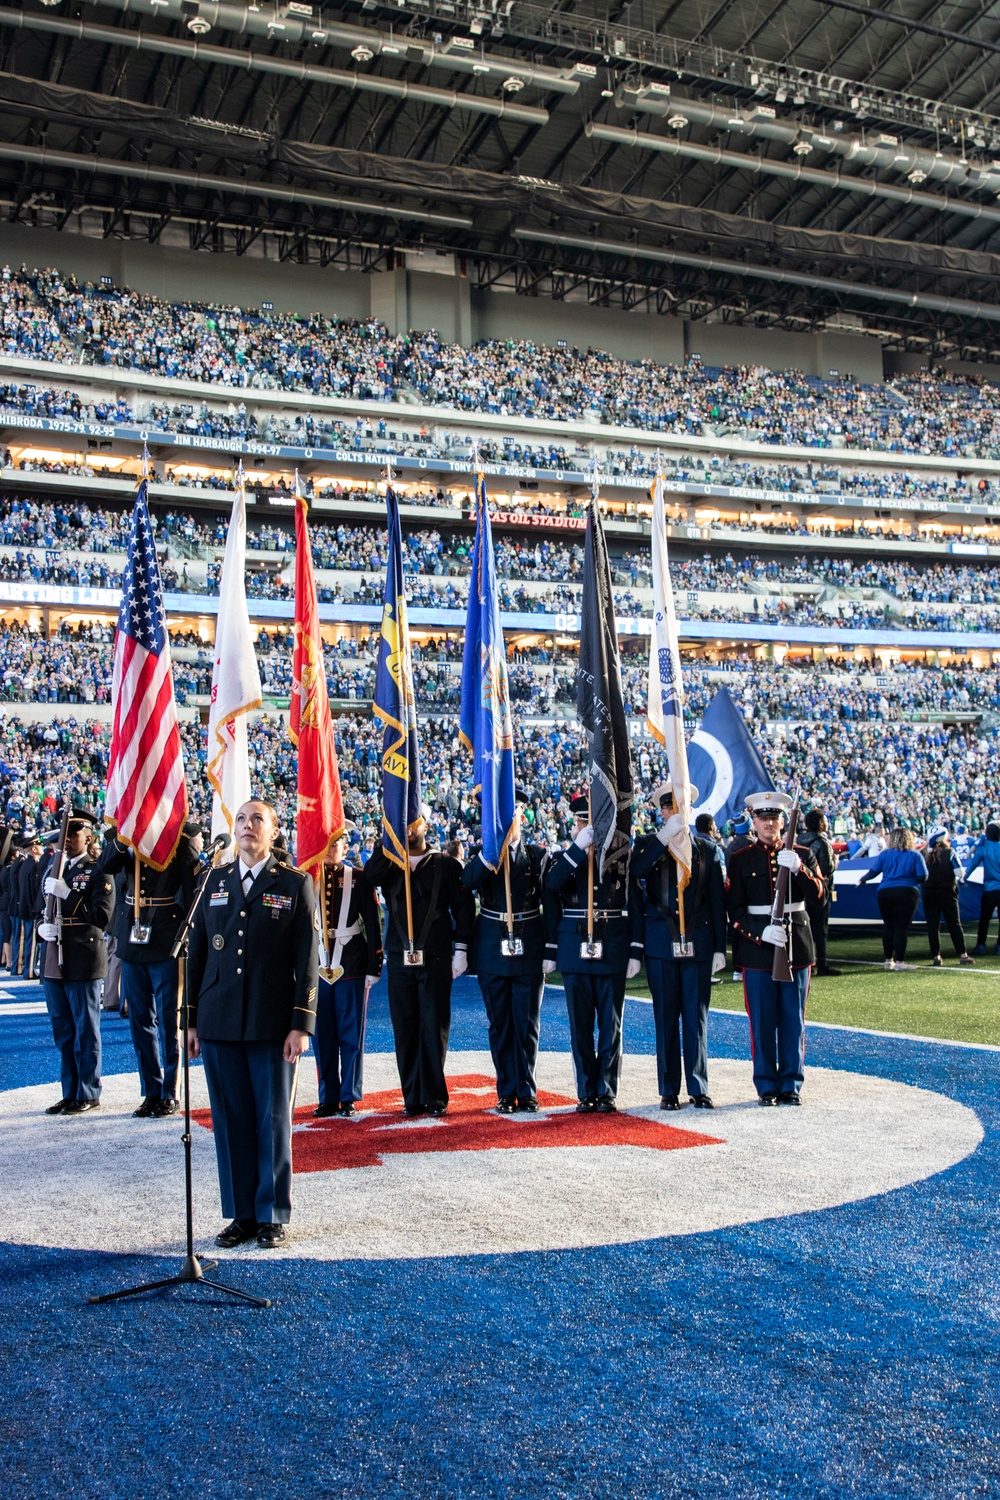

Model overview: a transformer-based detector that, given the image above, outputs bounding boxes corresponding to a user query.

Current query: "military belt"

[748,902,805,915]
[480,908,540,921]
[126,897,177,908]
[561,908,627,919]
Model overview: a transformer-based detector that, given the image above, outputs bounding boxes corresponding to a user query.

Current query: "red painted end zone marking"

[193,1072,723,1173]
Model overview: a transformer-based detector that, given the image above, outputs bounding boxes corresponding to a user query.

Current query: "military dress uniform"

[363,846,476,1114]
[314,860,383,1114]
[462,837,548,1110]
[188,852,318,1229]
[37,842,115,1112]
[725,807,824,1102]
[14,841,43,977]
[98,829,200,1110]
[632,829,726,1106]
[544,829,643,1108]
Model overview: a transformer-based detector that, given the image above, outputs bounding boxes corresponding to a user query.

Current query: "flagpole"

[585,457,602,949]
[503,849,515,940]
[384,456,417,958]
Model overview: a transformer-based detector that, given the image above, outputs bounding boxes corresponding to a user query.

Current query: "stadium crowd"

[7,263,1000,459]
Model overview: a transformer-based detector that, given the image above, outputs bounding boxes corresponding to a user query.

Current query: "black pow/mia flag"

[576,496,634,876]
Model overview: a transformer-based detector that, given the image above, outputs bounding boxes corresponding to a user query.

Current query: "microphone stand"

[89,844,270,1308]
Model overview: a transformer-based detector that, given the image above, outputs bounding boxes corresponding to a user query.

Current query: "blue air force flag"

[373,486,422,867]
[689,687,776,829]
[646,475,692,880]
[459,472,515,871]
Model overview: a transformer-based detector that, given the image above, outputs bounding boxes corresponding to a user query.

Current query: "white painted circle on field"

[0,1050,982,1261]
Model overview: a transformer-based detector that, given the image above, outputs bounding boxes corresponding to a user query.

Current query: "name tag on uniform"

[209,891,229,906]
[672,940,695,959]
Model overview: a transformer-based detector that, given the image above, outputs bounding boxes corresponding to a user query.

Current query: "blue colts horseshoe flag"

[690,685,776,828]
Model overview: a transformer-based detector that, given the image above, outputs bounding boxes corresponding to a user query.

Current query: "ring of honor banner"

[576,493,634,875]
[291,483,345,878]
[373,485,422,867]
[459,471,515,872]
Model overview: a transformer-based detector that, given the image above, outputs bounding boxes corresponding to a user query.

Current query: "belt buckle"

[500,936,524,958]
[672,940,695,959]
[580,939,603,960]
[403,948,424,968]
[130,922,152,945]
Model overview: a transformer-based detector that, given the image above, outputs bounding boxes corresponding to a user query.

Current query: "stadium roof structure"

[4,0,1000,357]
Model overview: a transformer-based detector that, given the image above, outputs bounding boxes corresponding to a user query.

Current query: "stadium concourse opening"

[4,0,1000,1484]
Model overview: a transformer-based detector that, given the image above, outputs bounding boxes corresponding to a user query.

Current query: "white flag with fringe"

[646,474,693,880]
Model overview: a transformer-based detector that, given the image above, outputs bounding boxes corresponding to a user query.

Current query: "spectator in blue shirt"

[858,828,928,971]
[965,823,1000,955]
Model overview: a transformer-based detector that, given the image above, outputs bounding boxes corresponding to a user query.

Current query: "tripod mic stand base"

[88,1252,271,1308]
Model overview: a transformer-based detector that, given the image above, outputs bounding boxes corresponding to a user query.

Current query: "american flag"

[105,479,188,869]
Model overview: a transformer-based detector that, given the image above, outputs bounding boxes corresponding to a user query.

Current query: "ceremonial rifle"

[42,801,71,981]
[769,794,800,985]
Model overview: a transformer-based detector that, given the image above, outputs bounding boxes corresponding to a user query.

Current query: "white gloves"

[451,949,468,979]
[38,921,58,943]
[761,923,787,947]
[542,959,557,975]
[711,952,726,975]
[626,957,642,980]
[573,824,595,850]
[656,813,685,845]
[776,849,801,873]
[365,975,379,990]
[44,876,70,900]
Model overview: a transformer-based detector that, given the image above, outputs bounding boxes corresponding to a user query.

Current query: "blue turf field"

[2,977,998,1500]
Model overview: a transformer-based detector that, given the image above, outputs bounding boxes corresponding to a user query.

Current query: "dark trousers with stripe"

[43,978,103,1101]
[478,972,543,1102]
[200,1039,298,1225]
[742,965,810,1097]
[315,975,368,1106]
[646,958,710,1100]
[563,970,626,1102]
[386,953,451,1111]
[122,958,180,1101]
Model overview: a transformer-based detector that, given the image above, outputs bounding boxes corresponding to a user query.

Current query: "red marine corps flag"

[290,474,344,878]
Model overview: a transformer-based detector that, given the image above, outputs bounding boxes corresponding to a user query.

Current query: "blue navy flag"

[576,495,634,875]
[689,687,776,829]
[459,472,515,871]
[373,486,422,868]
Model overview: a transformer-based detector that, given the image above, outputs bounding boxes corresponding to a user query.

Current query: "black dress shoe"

[215,1219,257,1249]
[403,1105,426,1118]
[312,1102,340,1118]
[758,1092,778,1107]
[64,1098,100,1114]
[691,1095,715,1109]
[576,1097,597,1113]
[133,1097,160,1118]
[256,1222,287,1249]
[778,1091,802,1106]
[339,1101,356,1117]
[516,1098,539,1113]
[427,1103,448,1118]
[496,1097,517,1115]
[44,1098,72,1116]
[595,1097,617,1113]
[817,966,842,977]
[660,1095,682,1111]
[154,1098,179,1117]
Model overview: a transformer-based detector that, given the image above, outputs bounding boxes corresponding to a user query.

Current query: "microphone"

[207,832,232,855]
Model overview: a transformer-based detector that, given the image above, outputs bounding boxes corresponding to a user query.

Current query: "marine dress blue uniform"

[725,824,824,1102]
[314,858,383,1115]
[462,836,548,1109]
[632,829,726,1106]
[544,829,643,1108]
[188,852,318,1228]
